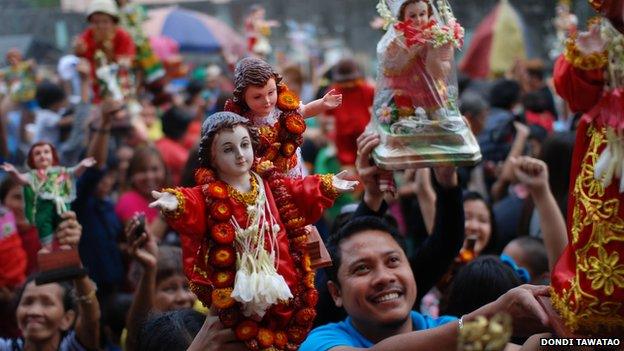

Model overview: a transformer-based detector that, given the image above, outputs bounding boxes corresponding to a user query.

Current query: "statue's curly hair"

[197,111,259,170]
[232,57,282,112]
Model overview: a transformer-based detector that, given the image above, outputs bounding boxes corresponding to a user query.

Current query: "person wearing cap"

[75,0,135,101]
[325,58,375,167]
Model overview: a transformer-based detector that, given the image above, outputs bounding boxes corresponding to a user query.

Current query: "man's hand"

[100,98,125,124]
[432,166,458,189]
[355,133,393,210]
[187,315,248,351]
[55,211,82,248]
[149,191,179,212]
[494,285,551,337]
[125,214,158,269]
[511,156,549,193]
[76,58,91,81]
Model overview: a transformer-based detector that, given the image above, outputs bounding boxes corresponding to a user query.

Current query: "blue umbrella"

[144,7,245,55]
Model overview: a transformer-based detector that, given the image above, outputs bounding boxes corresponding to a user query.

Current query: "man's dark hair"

[489,79,521,110]
[161,106,192,140]
[325,216,406,287]
[136,309,204,351]
[35,80,66,110]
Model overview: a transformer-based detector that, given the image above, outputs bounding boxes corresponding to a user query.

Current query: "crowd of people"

[0,0,621,350]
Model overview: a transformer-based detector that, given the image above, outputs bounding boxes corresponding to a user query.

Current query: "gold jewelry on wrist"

[75,287,97,304]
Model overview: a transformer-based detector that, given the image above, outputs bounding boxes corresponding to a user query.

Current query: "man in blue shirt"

[300,215,552,351]
[300,216,457,351]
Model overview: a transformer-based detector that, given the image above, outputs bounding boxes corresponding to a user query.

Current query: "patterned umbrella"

[143,6,245,57]
[459,0,527,79]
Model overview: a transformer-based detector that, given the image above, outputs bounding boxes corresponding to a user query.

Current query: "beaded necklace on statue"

[192,166,318,350]
[226,175,260,206]
[224,84,306,175]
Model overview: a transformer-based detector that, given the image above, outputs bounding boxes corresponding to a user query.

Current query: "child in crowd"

[503,236,550,285]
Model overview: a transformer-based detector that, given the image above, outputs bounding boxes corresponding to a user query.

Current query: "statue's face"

[6,51,21,65]
[31,144,54,170]
[403,1,429,27]
[243,78,278,117]
[211,125,254,180]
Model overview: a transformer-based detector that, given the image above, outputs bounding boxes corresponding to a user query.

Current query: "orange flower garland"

[277,90,300,111]
[188,166,318,351]
[224,84,306,175]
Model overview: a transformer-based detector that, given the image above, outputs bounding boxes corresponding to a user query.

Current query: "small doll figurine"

[550,0,579,60]
[0,142,95,247]
[226,57,342,178]
[115,0,166,84]
[377,0,462,118]
[149,112,356,350]
[0,48,37,108]
[244,4,280,57]
[370,0,480,170]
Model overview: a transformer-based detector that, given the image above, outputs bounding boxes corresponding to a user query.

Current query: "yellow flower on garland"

[587,247,624,296]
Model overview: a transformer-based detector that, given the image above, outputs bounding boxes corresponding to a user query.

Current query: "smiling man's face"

[329,229,417,329]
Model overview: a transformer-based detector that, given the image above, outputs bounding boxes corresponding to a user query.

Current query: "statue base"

[370,117,482,170]
[305,226,332,270]
[35,248,86,285]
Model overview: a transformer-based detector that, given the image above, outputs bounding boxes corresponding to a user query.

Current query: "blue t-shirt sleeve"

[411,311,458,330]
[300,323,361,351]
[0,338,13,351]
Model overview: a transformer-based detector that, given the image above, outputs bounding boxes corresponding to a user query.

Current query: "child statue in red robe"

[149,112,357,350]
[225,57,342,178]
[552,0,624,336]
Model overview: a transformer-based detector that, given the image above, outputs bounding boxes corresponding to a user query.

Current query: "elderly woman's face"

[16,281,74,344]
